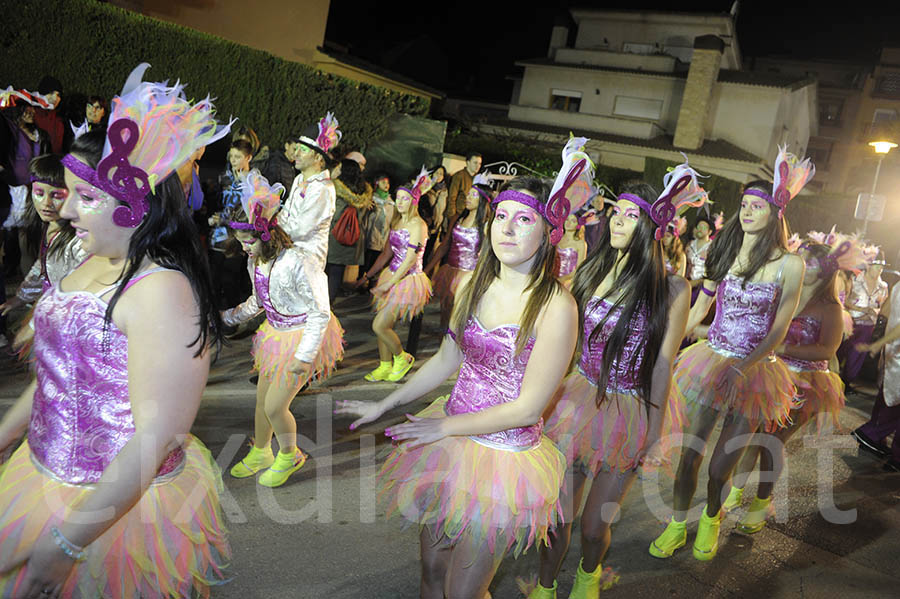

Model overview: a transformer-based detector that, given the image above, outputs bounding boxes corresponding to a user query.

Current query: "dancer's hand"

[8,532,76,599]
[636,437,664,468]
[287,358,313,379]
[0,296,23,316]
[371,282,390,296]
[335,399,389,430]
[715,362,744,405]
[385,414,447,449]
[12,325,33,353]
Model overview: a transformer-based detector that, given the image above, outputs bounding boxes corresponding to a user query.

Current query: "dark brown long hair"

[804,242,840,307]
[705,180,788,286]
[451,176,561,355]
[570,182,670,407]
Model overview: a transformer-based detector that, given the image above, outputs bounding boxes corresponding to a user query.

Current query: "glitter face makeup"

[490,199,544,267]
[739,192,772,233]
[31,182,69,222]
[609,198,640,250]
[61,168,134,257]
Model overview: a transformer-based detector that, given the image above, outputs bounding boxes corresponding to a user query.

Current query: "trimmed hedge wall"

[0,0,429,148]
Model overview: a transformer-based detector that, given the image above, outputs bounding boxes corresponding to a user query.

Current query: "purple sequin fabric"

[578,296,647,393]
[780,315,828,372]
[255,266,307,329]
[445,317,541,449]
[388,228,424,274]
[707,275,782,358]
[556,247,578,278]
[29,287,183,484]
[447,224,480,271]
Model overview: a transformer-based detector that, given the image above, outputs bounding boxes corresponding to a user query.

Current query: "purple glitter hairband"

[29,175,64,186]
[228,203,278,242]
[60,118,150,228]
[396,186,422,205]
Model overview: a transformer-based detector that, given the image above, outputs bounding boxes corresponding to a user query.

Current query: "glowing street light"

[861,127,898,236]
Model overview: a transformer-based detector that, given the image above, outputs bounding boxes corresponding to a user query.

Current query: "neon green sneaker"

[229,443,274,478]
[738,496,774,534]
[385,352,415,382]
[649,518,687,558]
[526,580,557,599]
[364,361,392,382]
[568,559,602,599]
[693,505,722,561]
[722,485,744,512]
[258,447,308,488]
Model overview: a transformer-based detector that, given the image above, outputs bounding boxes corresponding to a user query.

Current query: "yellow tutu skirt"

[674,341,796,431]
[431,264,469,303]
[378,395,565,557]
[544,370,684,476]
[252,312,345,386]
[0,437,229,598]
[790,368,845,431]
[373,270,432,321]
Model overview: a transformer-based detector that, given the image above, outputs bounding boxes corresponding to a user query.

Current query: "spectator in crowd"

[838,253,889,386]
[84,95,108,130]
[363,172,394,283]
[262,135,301,190]
[445,152,481,222]
[32,75,64,154]
[326,158,373,301]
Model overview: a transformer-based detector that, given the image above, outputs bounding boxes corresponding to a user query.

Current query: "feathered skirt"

[251,312,345,386]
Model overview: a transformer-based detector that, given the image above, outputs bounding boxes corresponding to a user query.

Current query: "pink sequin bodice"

[707,275,782,358]
[556,247,578,278]
[780,315,828,372]
[388,228,424,274]
[447,224,480,271]
[29,287,183,484]
[255,266,306,329]
[445,317,541,449]
[578,296,647,393]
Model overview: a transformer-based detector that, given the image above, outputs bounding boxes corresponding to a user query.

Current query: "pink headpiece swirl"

[621,157,708,240]
[397,166,433,205]
[228,170,284,242]
[745,145,815,218]
[317,112,341,153]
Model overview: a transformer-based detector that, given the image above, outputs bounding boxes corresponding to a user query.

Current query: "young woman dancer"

[661,216,687,276]
[0,64,231,597]
[554,213,588,288]
[725,238,858,532]
[649,148,812,562]
[224,170,344,487]
[427,172,491,329]
[358,167,432,382]
[336,141,593,598]
[1,155,84,314]
[530,163,705,599]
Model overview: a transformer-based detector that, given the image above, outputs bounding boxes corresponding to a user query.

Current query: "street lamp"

[863,131,898,236]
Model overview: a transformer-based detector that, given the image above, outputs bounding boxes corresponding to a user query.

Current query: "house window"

[807,143,833,171]
[612,96,663,120]
[873,109,898,124]
[819,99,843,126]
[875,73,900,97]
[550,89,582,112]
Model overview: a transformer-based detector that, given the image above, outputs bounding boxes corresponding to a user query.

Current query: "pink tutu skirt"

[0,437,230,598]
[252,312,345,386]
[431,264,470,303]
[544,370,684,477]
[373,270,432,321]
[790,368,845,431]
[674,340,796,431]
[378,395,565,557]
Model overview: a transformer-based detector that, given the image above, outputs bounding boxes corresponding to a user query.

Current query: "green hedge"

[0,0,429,148]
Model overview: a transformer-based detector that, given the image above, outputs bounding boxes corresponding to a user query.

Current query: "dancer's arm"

[638,277,690,466]
[386,292,578,447]
[779,303,843,361]
[289,258,330,374]
[424,215,458,273]
[359,242,393,286]
[858,321,900,355]
[15,271,209,589]
[0,380,36,454]
[221,261,261,326]
[685,280,716,334]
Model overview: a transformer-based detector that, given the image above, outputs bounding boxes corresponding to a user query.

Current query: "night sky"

[325,1,900,101]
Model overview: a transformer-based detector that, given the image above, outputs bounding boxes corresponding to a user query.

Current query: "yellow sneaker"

[693,505,722,561]
[364,361,392,382]
[568,559,601,599]
[229,443,274,478]
[722,485,744,512]
[258,447,307,488]
[738,496,774,534]
[526,580,557,599]
[385,352,415,382]
[649,518,687,558]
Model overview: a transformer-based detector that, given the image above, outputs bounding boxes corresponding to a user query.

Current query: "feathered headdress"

[0,86,53,109]
[807,232,866,278]
[861,243,882,265]
[69,120,90,140]
[492,135,595,245]
[228,170,284,241]
[786,233,803,254]
[667,215,688,236]
[471,172,493,202]
[713,211,725,232]
[397,166,433,204]
[299,111,341,157]
[620,156,708,240]
[745,145,815,218]
[61,63,233,228]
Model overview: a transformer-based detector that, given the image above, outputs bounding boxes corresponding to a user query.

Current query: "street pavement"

[1,291,898,598]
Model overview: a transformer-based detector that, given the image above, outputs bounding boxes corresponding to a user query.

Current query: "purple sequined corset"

[578,297,646,393]
[29,287,184,484]
[255,266,306,329]
[445,318,542,450]
[780,315,828,372]
[388,228,424,274]
[447,224,480,271]
[707,275,782,358]
[556,247,578,277]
